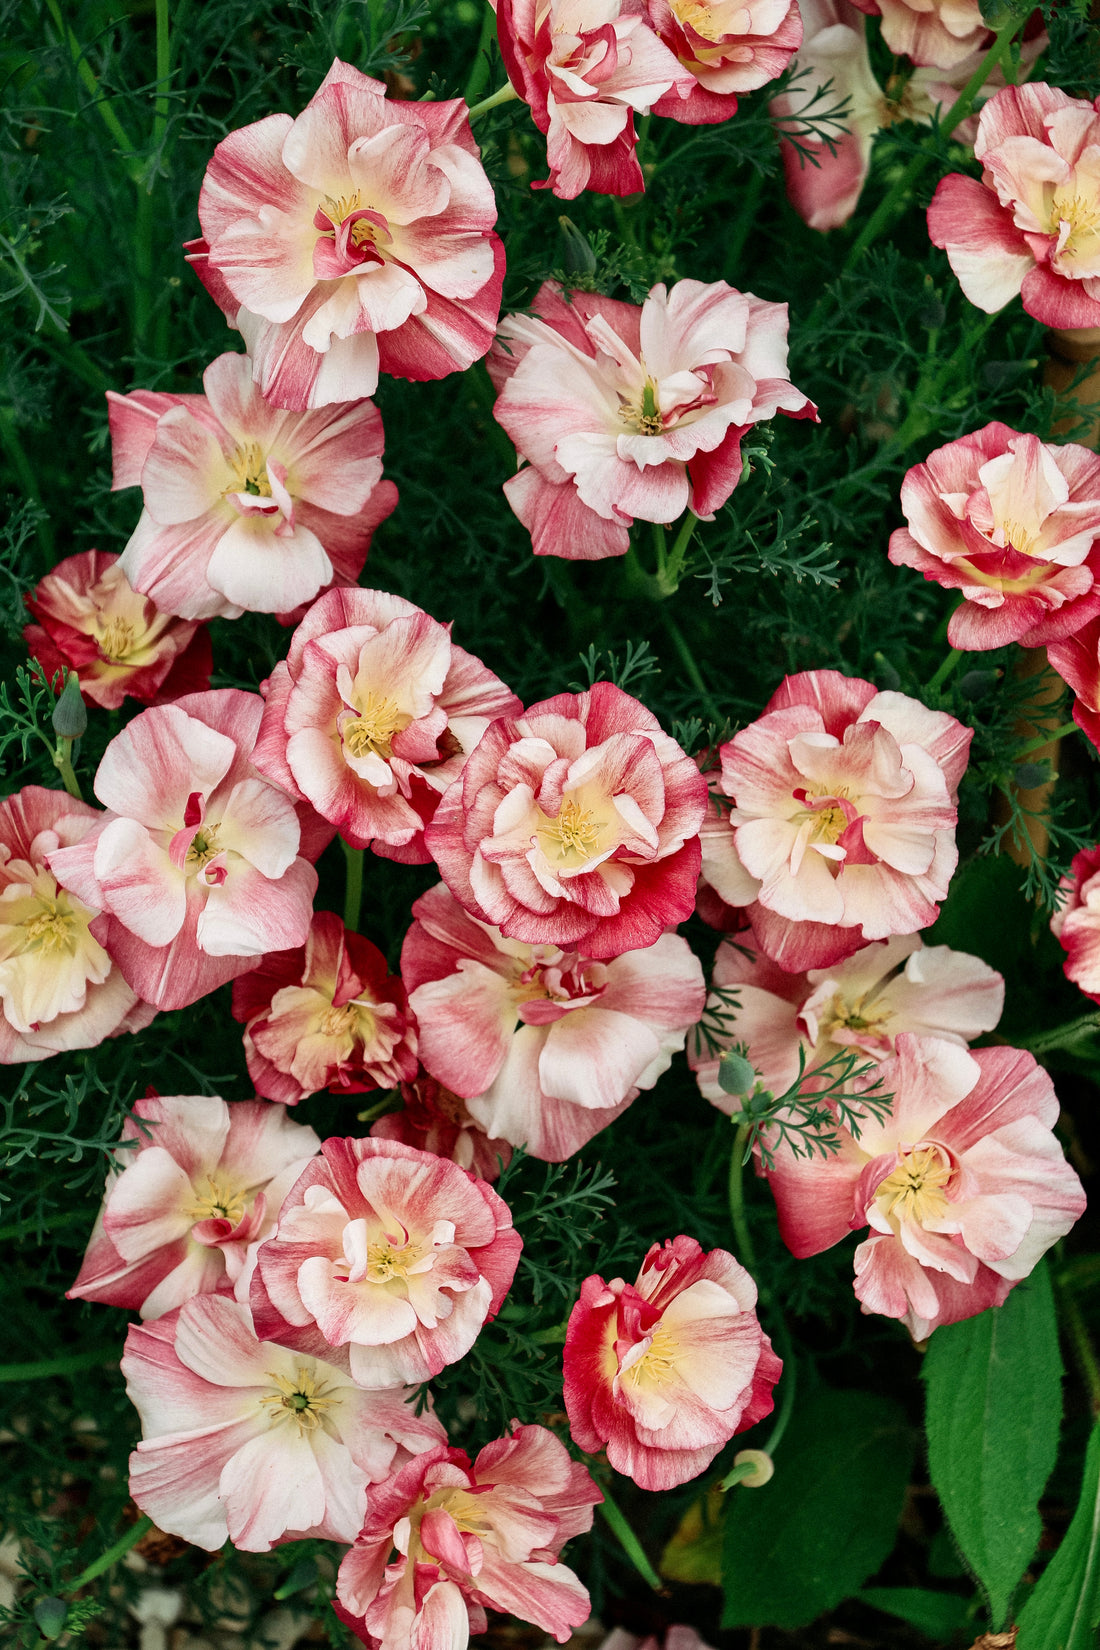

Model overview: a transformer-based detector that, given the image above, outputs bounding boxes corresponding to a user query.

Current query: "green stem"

[530,1321,568,1344]
[728,1122,757,1276]
[925,647,963,694]
[463,3,497,104]
[841,17,1025,272]
[467,80,520,120]
[663,611,724,724]
[0,1349,120,1382]
[652,521,668,584]
[598,1487,662,1591]
[43,0,142,179]
[52,738,83,801]
[1022,1011,1100,1057]
[658,511,699,596]
[1057,1276,1100,1418]
[725,167,765,278]
[153,0,171,151]
[343,840,365,933]
[1015,719,1079,760]
[69,1515,153,1591]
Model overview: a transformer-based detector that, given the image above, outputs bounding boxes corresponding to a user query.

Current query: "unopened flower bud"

[733,1448,774,1487]
[34,1598,69,1640]
[51,671,87,740]
[718,1050,755,1096]
[558,216,598,276]
[959,668,1002,700]
[1014,761,1051,789]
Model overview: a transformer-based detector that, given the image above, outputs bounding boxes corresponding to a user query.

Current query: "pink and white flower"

[847,0,988,68]
[124,1293,446,1551]
[489,280,816,561]
[1048,616,1100,751]
[24,551,211,710]
[335,1424,601,1650]
[232,910,418,1105]
[495,0,694,199]
[47,690,319,1012]
[1051,843,1100,1003]
[690,933,1004,1106]
[110,352,397,621]
[370,1075,513,1182]
[764,1034,1087,1340]
[702,670,972,972]
[928,84,1100,330]
[249,1135,523,1388]
[0,787,151,1063]
[888,424,1100,650]
[649,0,802,124]
[563,1235,780,1491]
[187,60,505,409]
[253,587,522,862]
[69,1093,320,1319]
[424,682,709,958]
[403,881,705,1161]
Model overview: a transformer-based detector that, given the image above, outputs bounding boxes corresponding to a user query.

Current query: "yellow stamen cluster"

[818,988,891,1040]
[1000,517,1039,558]
[186,1172,248,1226]
[622,1323,679,1387]
[541,798,603,860]
[618,378,664,436]
[671,0,722,41]
[259,1366,340,1434]
[877,1145,952,1224]
[320,999,374,1044]
[97,616,139,663]
[226,441,272,499]
[185,821,222,870]
[21,897,79,957]
[343,693,407,761]
[1051,188,1100,258]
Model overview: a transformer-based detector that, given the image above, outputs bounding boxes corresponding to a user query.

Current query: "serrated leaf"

[922,1261,1062,1628]
[1017,1424,1100,1650]
[859,1585,973,1637]
[720,1387,913,1629]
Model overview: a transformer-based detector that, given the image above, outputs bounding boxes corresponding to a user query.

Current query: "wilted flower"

[69,1093,320,1318]
[335,1424,601,1649]
[1052,842,1100,1002]
[701,669,972,972]
[928,84,1100,330]
[764,1034,1087,1339]
[889,424,1100,649]
[564,1235,780,1490]
[47,690,319,1012]
[232,910,418,1104]
[24,551,211,710]
[425,682,708,958]
[370,1074,512,1181]
[249,1136,522,1387]
[496,0,693,199]
[253,587,521,862]
[489,280,816,561]
[649,0,802,123]
[124,1294,445,1550]
[404,882,705,1160]
[110,352,397,621]
[690,933,1004,1105]
[187,60,504,408]
[0,786,151,1063]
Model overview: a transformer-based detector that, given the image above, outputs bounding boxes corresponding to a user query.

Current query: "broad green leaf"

[922,1260,1063,1628]
[721,1387,913,1629]
[1017,1424,1100,1650]
[859,1586,973,1638]
[660,1485,725,1585]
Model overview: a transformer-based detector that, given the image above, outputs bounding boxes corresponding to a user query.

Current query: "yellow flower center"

[185,822,221,869]
[21,896,80,956]
[876,1145,953,1224]
[365,1239,409,1282]
[539,797,604,861]
[622,1322,679,1387]
[619,377,664,436]
[671,0,722,40]
[186,1173,248,1225]
[342,694,408,761]
[1051,187,1100,258]
[320,1000,374,1043]
[97,616,139,663]
[226,441,272,498]
[1000,517,1039,557]
[818,988,892,1040]
[320,190,379,248]
[792,786,851,846]
[258,1366,340,1435]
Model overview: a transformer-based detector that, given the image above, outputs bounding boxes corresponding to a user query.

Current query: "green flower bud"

[51,672,88,740]
[33,1598,68,1640]
[718,1051,755,1096]
[558,216,598,276]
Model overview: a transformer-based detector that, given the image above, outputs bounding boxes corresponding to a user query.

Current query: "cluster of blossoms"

[10,25,1091,1647]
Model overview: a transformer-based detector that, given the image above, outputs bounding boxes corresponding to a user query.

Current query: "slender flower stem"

[728,1122,757,1276]
[663,611,724,724]
[1015,719,1079,760]
[0,1348,120,1382]
[925,647,963,694]
[467,80,520,120]
[658,511,699,596]
[652,520,669,584]
[1023,1011,1100,1057]
[52,738,83,801]
[69,1516,153,1590]
[598,1487,663,1591]
[343,841,365,933]
[463,3,497,104]
[43,0,141,177]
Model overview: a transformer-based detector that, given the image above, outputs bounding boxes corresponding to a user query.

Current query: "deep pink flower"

[889,424,1100,650]
[249,1136,522,1388]
[1051,843,1100,1003]
[1046,616,1100,751]
[335,1424,600,1650]
[69,1093,320,1318]
[232,910,418,1104]
[489,280,816,561]
[109,353,397,621]
[690,933,1004,1106]
[765,1035,1086,1340]
[649,0,802,124]
[403,881,705,1161]
[563,1235,780,1491]
[253,587,521,862]
[124,1294,446,1551]
[0,787,151,1063]
[702,669,972,972]
[496,0,693,199]
[187,60,504,409]
[370,1074,513,1182]
[847,0,987,67]
[424,682,709,958]
[47,690,320,1012]
[24,551,211,710]
[928,84,1100,330]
